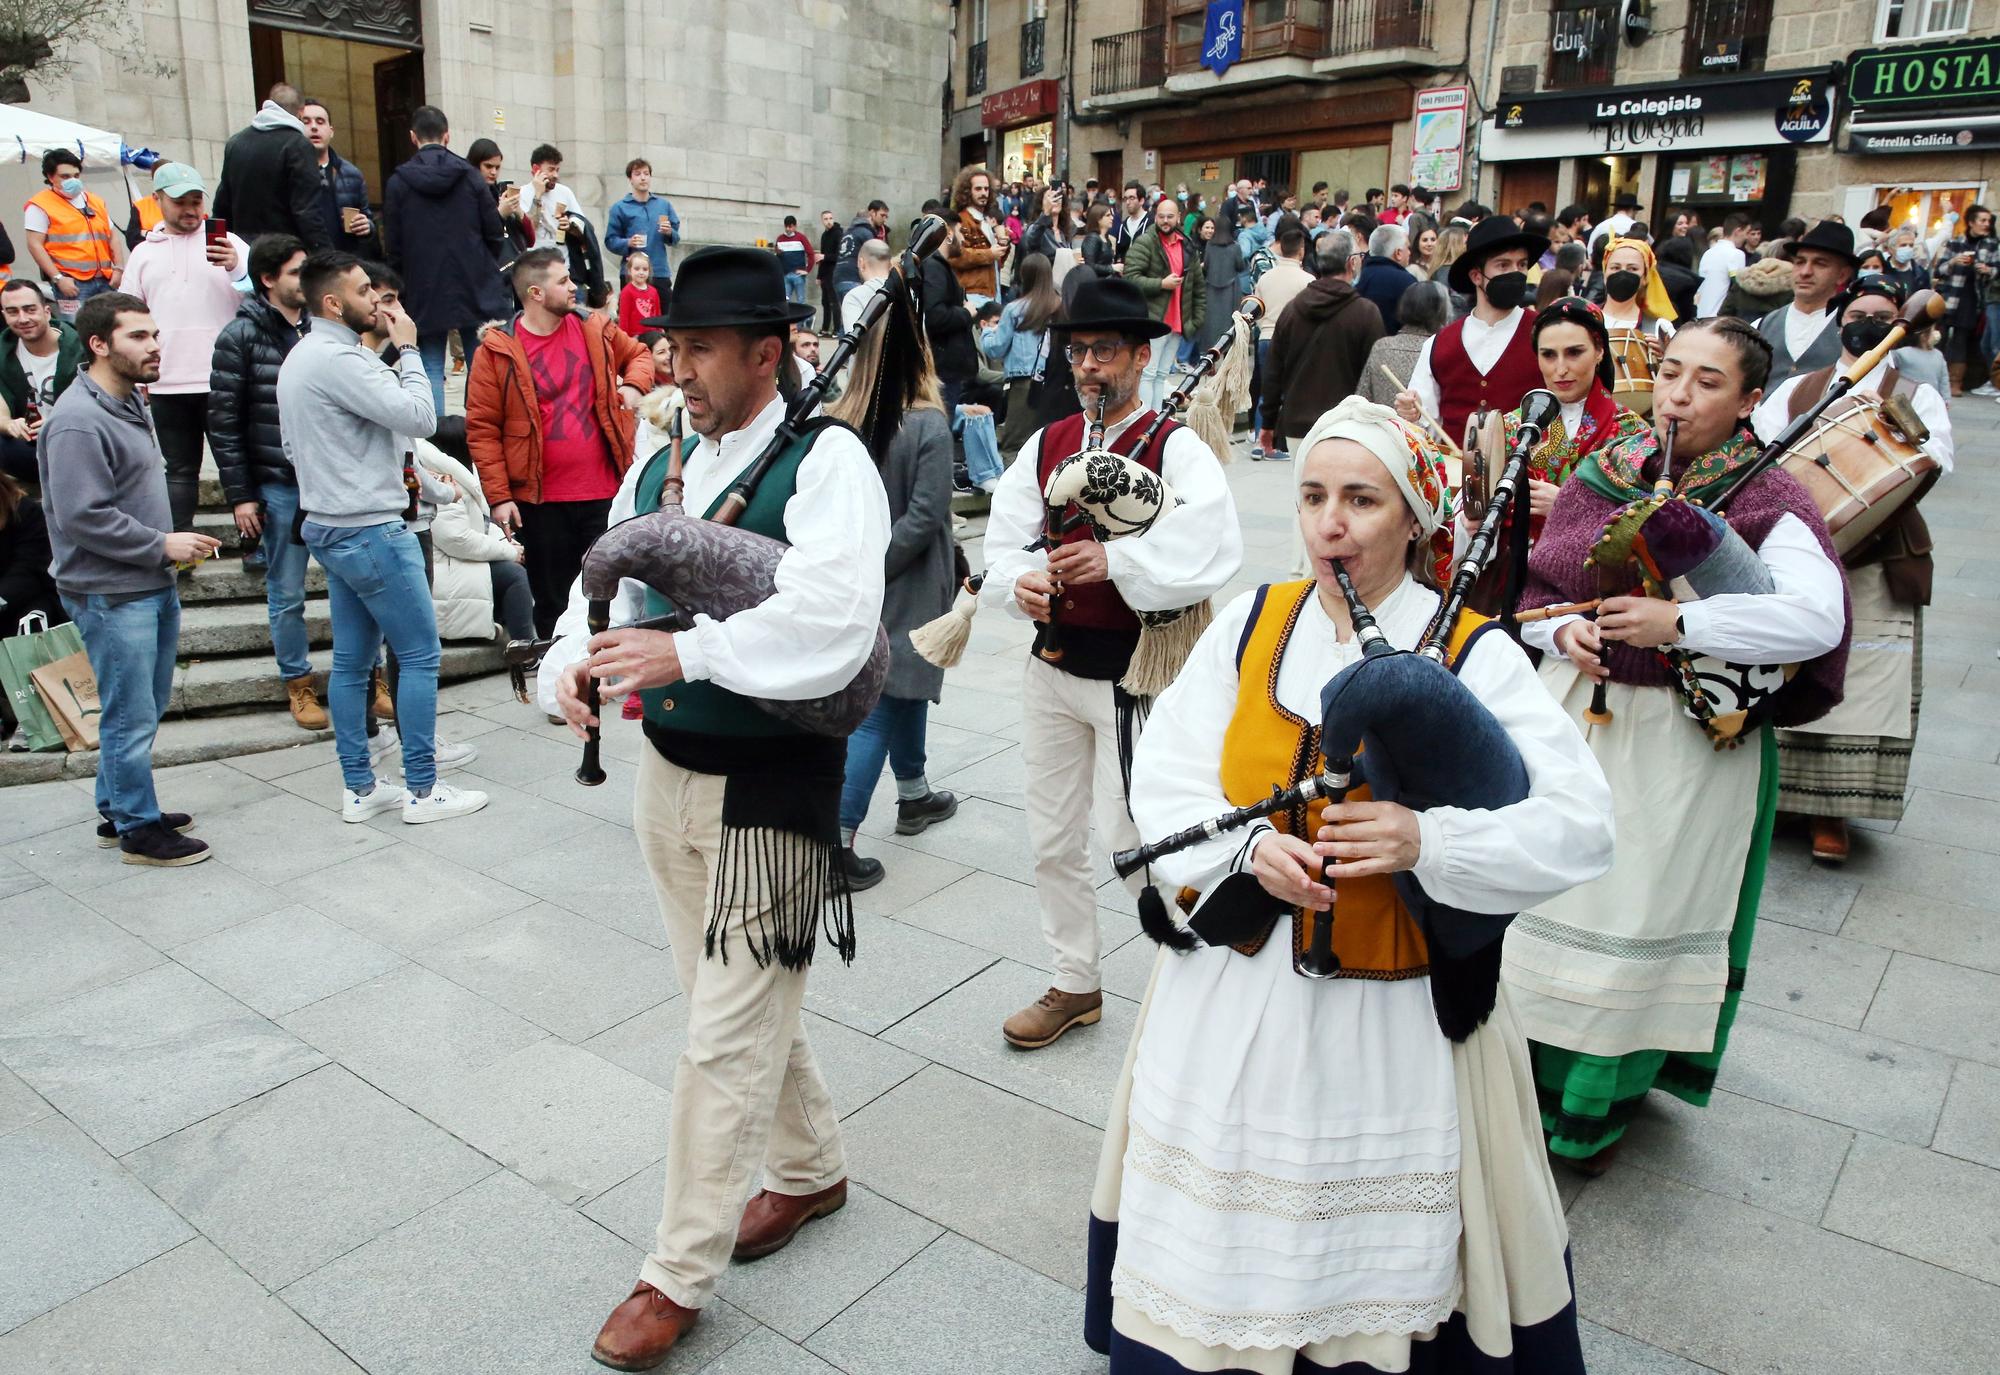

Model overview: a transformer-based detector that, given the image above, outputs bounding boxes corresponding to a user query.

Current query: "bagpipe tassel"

[1120,597,1214,699]
[909,574,984,670]
[1137,882,1199,953]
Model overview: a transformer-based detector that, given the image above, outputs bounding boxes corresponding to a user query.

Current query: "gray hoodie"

[37,373,173,597]
[277,316,436,527]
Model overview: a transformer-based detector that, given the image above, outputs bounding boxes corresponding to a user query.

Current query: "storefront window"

[1003,121,1054,184]
[1880,185,1983,240]
[1655,148,1795,228]
[1546,0,1618,89]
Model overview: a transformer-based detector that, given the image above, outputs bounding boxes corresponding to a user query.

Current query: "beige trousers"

[632,747,844,1309]
[1020,656,1142,994]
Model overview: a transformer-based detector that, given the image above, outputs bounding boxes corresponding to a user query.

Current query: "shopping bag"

[0,613,86,752]
[31,650,101,752]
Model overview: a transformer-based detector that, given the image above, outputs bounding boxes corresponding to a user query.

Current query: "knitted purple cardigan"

[1518,462,1851,728]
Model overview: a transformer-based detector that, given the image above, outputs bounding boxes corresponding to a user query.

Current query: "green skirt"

[1531,727,1777,1160]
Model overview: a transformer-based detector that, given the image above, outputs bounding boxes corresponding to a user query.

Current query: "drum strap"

[1787,365,1936,603]
[1786,365,1907,423]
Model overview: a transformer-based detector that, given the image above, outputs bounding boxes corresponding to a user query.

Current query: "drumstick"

[1513,597,1602,623]
[1381,364,1458,451]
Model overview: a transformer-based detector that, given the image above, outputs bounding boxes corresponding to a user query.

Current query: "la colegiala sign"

[1848,36,2000,113]
[1492,69,1833,155]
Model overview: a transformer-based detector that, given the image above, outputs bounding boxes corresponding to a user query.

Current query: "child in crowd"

[618,252,662,335]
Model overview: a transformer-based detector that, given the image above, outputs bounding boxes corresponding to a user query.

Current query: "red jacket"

[466,311,654,506]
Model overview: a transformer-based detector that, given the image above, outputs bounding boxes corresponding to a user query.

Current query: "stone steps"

[178,598,335,658]
[178,559,329,605]
[174,641,505,714]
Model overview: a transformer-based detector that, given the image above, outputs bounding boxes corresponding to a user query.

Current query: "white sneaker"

[1972,382,2000,396]
[370,730,479,773]
[402,780,490,824]
[342,781,412,823]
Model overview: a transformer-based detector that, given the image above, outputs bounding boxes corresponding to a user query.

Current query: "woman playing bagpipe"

[1087,395,1615,1374]
[1751,276,1953,863]
[1503,318,1853,1174]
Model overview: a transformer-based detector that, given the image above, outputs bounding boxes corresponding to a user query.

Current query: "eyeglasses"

[1064,341,1128,365]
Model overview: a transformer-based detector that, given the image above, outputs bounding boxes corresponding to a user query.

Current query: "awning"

[1846,112,2000,154]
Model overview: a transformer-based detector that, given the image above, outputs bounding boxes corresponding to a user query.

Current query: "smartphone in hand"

[204,218,229,249]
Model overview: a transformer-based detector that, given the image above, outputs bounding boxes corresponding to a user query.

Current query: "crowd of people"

[0,90,1964,1373]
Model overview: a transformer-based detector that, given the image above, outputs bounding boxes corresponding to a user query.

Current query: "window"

[970,0,988,42]
[1546,0,1617,88]
[1877,0,1973,39]
[1683,0,1772,76]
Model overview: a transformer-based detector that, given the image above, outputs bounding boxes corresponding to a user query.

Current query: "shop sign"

[1848,123,2000,154]
[1410,86,1468,193]
[1201,0,1244,76]
[981,78,1061,129]
[1620,0,1652,45]
[1776,79,1831,144]
[1696,39,1743,74]
[1496,69,1833,129]
[1847,37,2000,113]
[1551,9,1607,61]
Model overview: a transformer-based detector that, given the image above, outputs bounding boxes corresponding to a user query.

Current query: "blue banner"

[1202,0,1244,76]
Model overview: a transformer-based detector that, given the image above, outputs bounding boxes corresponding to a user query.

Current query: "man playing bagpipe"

[1504,318,1853,1173]
[1088,396,1615,1373]
[979,273,1242,1050]
[549,246,891,1370]
[1751,275,1953,862]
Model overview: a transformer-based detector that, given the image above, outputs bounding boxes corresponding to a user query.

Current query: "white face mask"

[1895,246,1915,264]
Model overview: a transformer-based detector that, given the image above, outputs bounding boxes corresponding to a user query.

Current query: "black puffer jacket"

[207,295,309,505]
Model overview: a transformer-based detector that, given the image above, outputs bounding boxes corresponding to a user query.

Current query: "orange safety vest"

[134,196,163,234]
[1215,578,1491,977]
[27,188,117,281]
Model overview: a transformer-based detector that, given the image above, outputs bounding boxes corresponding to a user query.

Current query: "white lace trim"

[1125,1120,1459,1223]
[1111,1263,1461,1350]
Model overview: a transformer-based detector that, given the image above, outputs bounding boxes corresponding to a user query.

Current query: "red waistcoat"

[1035,409,1177,634]
[1433,308,1540,443]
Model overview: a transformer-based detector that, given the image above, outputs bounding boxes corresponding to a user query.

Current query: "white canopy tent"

[0,107,144,268]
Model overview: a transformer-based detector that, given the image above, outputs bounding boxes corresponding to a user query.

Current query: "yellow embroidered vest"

[1217,578,1490,977]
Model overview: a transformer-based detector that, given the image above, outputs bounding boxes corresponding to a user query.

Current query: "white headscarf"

[1294,395,1452,538]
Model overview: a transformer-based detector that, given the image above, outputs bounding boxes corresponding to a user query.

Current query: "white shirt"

[980,405,1243,621]
[1782,305,1835,363]
[534,393,887,711]
[1752,360,1954,473]
[842,279,886,334]
[1586,212,1634,253]
[1695,241,1747,318]
[15,340,59,408]
[1254,259,1314,342]
[1406,307,1528,422]
[1133,577,1615,913]
[520,181,583,244]
[1520,513,1848,666]
[22,192,88,235]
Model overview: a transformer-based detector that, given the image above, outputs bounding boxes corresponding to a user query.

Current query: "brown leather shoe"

[733,1178,847,1260]
[591,1282,699,1371]
[1002,987,1103,1049]
[1810,815,1851,863]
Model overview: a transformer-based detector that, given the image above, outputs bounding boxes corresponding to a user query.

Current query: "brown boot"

[591,1282,699,1371]
[1810,815,1850,863]
[733,1178,847,1260]
[369,668,396,723]
[1002,987,1103,1049]
[285,675,328,730]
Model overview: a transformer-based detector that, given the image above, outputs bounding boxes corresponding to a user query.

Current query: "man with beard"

[543,247,888,1369]
[39,293,220,865]
[1393,214,1547,444]
[977,274,1241,1049]
[279,250,488,824]
[467,246,652,636]
[943,165,1011,300]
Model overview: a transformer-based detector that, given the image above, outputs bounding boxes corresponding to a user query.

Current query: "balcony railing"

[1170,0,1324,72]
[1021,17,1046,76]
[967,39,987,96]
[1091,24,1166,96]
[1329,0,1433,57]
[1682,0,1771,76]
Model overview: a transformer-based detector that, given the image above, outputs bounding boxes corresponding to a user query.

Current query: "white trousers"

[1141,331,1184,412]
[632,748,845,1309]
[1020,656,1142,993]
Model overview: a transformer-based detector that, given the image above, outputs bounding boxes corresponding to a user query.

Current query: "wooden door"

[373,52,424,192]
[1495,162,1559,216]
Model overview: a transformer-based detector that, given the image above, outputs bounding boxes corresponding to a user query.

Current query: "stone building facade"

[26,0,951,251]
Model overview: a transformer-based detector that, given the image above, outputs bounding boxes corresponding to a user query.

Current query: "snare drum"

[1608,327,1655,416]
[1778,393,1939,556]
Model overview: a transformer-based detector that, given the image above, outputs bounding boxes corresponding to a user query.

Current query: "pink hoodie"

[121,220,251,394]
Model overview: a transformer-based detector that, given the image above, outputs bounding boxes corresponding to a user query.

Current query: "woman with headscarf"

[1597,237,1678,417]
[1088,395,1614,1375]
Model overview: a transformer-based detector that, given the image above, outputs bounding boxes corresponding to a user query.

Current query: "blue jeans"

[257,481,312,680]
[303,520,441,792]
[415,332,452,419]
[62,586,178,834]
[784,272,809,305]
[1250,337,1272,437]
[1982,303,2000,381]
[839,695,930,834]
[955,406,1004,489]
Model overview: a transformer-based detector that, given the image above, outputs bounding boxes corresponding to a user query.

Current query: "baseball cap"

[151,162,206,198]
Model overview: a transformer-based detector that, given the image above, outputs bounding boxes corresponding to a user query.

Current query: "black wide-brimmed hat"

[1049,274,1173,339]
[661,246,815,329]
[1613,192,1643,211]
[1781,219,1860,271]
[1448,214,1551,294]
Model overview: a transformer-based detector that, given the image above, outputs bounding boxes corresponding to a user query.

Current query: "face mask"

[1605,270,1642,303]
[1894,246,1915,264]
[1841,318,1893,358]
[1482,271,1528,311]
[58,177,82,198]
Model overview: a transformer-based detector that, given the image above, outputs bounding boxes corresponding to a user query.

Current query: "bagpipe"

[1109,394,1557,1038]
[909,297,1265,696]
[1522,288,1944,749]
[525,214,954,786]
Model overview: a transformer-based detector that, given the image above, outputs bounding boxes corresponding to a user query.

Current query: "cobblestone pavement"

[3,402,1998,1374]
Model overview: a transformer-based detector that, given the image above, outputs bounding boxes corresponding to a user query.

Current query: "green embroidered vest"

[631,428,816,737]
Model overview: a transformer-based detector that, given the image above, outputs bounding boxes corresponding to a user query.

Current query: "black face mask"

[1605,270,1642,304]
[1482,271,1528,310]
[1840,318,1894,359]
